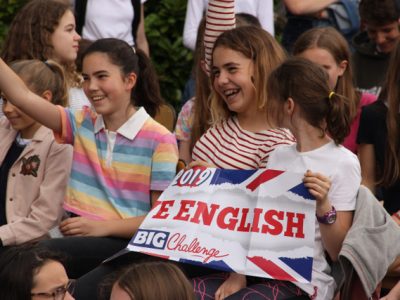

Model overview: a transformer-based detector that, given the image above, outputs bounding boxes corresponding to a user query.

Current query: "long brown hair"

[1,0,81,89]
[267,58,352,145]
[209,26,286,124]
[381,41,400,187]
[293,27,360,121]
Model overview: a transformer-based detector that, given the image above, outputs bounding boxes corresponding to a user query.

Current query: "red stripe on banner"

[246,169,284,191]
[247,256,297,282]
[142,251,170,260]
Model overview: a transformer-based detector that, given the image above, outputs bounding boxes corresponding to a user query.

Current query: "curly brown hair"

[1,0,81,88]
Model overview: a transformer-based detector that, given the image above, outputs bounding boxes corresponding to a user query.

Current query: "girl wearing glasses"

[0,244,74,300]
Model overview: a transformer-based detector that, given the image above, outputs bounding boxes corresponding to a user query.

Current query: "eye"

[211,68,220,77]
[82,75,89,81]
[227,66,237,73]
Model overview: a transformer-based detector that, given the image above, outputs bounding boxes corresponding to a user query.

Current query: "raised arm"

[0,59,62,133]
[283,0,338,15]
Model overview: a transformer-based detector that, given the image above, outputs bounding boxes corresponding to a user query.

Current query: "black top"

[357,100,400,214]
[0,141,25,226]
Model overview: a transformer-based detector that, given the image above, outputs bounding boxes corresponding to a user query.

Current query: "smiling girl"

[191,26,295,170]
[0,38,178,278]
[190,26,296,299]
[0,60,72,250]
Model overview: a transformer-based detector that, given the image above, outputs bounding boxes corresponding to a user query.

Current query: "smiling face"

[31,260,74,300]
[365,20,400,54]
[82,52,136,126]
[297,47,347,90]
[2,96,40,139]
[211,46,256,117]
[50,10,80,64]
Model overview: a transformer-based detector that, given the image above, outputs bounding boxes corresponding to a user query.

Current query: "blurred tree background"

[0,0,284,110]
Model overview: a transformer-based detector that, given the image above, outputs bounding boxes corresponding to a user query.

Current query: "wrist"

[316,205,337,225]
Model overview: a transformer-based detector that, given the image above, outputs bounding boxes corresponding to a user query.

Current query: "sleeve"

[0,143,73,246]
[257,0,275,36]
[53,106,89,145]
[150,131,179,191]
[357,105,375,145]
[183,0,205,51]
[329,153,361,211]
[175,99,194,141]
[203,0,235,74]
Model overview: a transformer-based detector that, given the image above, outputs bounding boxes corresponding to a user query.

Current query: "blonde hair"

[209,26,286,125]
[10,59,69,107]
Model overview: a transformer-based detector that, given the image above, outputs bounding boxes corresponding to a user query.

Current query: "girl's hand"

[187,160,216,169]
[215,273,246,300]
[59,217,107,237]
[303,170,331,206]
[380,281,400,300]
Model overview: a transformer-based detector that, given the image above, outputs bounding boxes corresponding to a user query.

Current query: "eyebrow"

[82,70,109,77]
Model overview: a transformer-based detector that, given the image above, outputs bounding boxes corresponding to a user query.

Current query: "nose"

[215,70,229,86]
[74,30,81,41]
[375,32,386,45]
[2,100,15,114]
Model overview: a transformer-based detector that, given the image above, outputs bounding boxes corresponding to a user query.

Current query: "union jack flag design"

[126,168,316,284]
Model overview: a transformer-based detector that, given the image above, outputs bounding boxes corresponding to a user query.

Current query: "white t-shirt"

[68,87,90,111]
[82,0,146,46]
[183,0,274,50]
[267,141,361,300]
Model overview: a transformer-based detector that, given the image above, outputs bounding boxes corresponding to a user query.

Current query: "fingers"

[303,171,331,202]
[215,288,224,300]
[187,160,215,169]
[59,217,84,236]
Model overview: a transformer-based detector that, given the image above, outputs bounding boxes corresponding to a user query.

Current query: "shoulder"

[360,92,377,106]
[142,117,177,143]
[361,100,386,120]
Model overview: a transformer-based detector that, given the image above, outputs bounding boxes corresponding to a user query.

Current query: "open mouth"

[223,88,240,101]
[91,95,106,103]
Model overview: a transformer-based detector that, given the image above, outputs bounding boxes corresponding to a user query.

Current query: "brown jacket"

[0,118,72,245]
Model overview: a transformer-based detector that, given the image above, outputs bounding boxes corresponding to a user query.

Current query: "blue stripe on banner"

[210,169,258,185]
[279,256,313,282]
[288,183,315,201]
[178,258,235,273]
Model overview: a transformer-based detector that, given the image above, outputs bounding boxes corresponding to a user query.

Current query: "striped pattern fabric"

[55,107,178,220]
[204,0,235,75]
[192,117,295,169]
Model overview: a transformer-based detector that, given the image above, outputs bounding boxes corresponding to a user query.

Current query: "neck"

[292,123,331,152]
[104,106,137,132]
[237,109,271,133]
[20,122,42,139]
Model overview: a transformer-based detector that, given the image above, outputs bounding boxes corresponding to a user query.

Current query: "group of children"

[0,0,399,299]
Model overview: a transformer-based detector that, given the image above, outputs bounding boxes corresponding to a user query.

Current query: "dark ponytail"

[133,49,164,117]
[326,92,351,145]
[266,58,351,144]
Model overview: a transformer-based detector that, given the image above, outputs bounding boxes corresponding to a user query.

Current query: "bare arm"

[178,139,192,165]
[0,59,61,132]
[135,4,150,56]
[304,171,353,261]
[283,0,338,15]
[60,190,163,239]
[358,144,376,195]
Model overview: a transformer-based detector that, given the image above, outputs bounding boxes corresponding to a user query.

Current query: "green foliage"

[145,0,192,110]
[0,0,26,48]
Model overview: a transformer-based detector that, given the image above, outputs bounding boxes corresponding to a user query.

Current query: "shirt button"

[9,198,13,201]
[11,173,15,177]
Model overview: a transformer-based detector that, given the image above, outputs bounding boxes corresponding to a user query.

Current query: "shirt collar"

[94,107,149,140]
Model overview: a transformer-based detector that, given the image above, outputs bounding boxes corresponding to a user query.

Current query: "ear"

[41,90,53,102]
[337,60,348,77]
[125,72,137,90]
[286,97,295,115]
